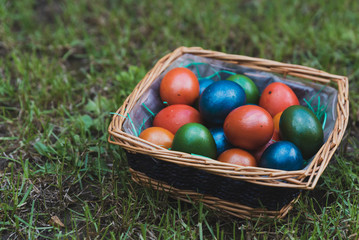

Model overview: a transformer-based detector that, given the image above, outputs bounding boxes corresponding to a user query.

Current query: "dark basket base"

[126,152,301,211]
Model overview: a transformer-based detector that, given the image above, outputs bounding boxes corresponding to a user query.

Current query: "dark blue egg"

[199,80,246,125]
[199,78,215,95]
[209,127,233,156]
[260,141,304,171]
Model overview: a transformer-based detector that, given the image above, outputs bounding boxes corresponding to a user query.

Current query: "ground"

[0,0,359,239]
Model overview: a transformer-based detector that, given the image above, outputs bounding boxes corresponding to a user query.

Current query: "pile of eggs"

[139,67,324,171]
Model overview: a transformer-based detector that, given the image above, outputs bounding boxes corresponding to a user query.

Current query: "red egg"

[160,67,199,105]
[139,127,174,149]
[259,82,299,117]
[153,104,202,134]
[272,130,281,142]
[224,105,274,150]
[218,148,257,167]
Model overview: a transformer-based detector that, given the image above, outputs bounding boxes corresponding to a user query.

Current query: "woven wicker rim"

[108,46,349,190]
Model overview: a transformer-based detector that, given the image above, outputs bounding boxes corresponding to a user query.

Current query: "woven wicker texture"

[108,46,349,190]
[129,168,300,219]
[126,152,301,219]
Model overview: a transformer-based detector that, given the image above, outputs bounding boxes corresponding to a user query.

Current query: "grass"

[1,0,359,238]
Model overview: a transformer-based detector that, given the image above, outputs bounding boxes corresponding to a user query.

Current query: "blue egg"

[260,141,304,171]
[199,80,246,125]
[199,78,215,95]
[193,78,215,110]
[209,127,233,156]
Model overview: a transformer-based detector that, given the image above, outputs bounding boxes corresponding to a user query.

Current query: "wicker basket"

[108,47,349,219]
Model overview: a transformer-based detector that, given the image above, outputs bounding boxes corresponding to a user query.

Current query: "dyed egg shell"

[259,141,304,171]
[153,104,201,134]
[272,111,283,141]
[280,105,323,159]
[171,123,217,159]
[259,82,299,117]
[199,78,215,95]
[226,74,259,104]
[193,78,215,109]
[251,138,276,162]
[218,148,257,167]
[209,127,233,157]
[224,105,274,150]
[273,111,283,131]
[199,80,246,125]
[139,127,174,149]
[160,67,199,105]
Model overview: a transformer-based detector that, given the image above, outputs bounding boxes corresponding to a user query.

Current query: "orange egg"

[139,127,174,149]
[218,148,257,167]
[272,111,283,141]
[273,111,283,131]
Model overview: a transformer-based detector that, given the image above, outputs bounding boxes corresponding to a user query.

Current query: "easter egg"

[259,82,299,117]
[218,148,257,167]
[279,105,323,159]
[259,141,304,171]
[251,138,276,162]
[193,78,216,109]
[226,74,259,104]
[139,127,174,149]
[224,105,273,150]
[272,131,280,142]
[199,80,246,125]
[209,127,233,157]
[199,78,215,95]
[273,111,283,132]
[272,111,283,141]
[153,105,201,134]
[171,123,217,159]
[160,67,199,105]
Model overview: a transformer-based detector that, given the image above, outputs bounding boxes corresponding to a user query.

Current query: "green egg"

[226,74,259,104]
[279,105,324,159]
[171,123,217,159]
